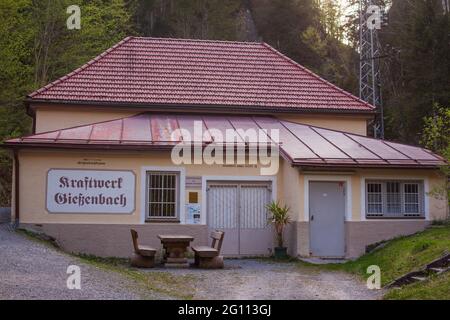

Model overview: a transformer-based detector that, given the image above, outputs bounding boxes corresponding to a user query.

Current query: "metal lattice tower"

[359,0,385,139]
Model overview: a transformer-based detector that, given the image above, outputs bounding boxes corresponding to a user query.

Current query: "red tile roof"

[28,37,375,113]
[5,113,444,168]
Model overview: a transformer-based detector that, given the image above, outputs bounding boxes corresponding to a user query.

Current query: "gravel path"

[0,224,160,300]
[1,224,382,300]
[150,260,383,300]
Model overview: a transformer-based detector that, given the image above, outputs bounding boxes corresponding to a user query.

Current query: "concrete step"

[411,276,427,282]
[429,267,445,274]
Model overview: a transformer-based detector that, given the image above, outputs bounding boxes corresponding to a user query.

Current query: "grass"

[16,228,60,248]
[322,224,450,285]
[317,223,450,299]
[16,228,197,300]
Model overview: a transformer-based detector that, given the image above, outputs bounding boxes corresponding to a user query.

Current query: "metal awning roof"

[3,113,445,168]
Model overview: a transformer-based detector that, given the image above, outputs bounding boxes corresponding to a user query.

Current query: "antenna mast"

[359,0,385,139]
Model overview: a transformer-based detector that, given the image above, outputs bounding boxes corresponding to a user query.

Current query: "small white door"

[207,182,272,256]
[309,181,346,258]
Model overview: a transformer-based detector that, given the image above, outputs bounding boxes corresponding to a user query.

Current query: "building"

[3,37,448,258]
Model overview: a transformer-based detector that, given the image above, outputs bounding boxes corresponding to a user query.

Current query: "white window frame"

[364,179,426,219]
[140,166,185,224]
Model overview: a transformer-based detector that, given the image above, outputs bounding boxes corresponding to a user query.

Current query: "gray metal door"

[309,181,346,258]
[207,182,272,256]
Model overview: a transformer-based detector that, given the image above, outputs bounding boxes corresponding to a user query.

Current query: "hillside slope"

[328,223,450,299]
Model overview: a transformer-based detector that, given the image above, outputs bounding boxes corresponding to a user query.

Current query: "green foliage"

[301,26,359,94]
[250,0,321,71]
[421,104,450,154]
[31,0,133,87]
[266,201,291,248]
[128,0,242,40]
[381,0,450,143]
[420,103,450,206]
[0,0,34,205]
[0,0,132,205]
[0,0,34,105]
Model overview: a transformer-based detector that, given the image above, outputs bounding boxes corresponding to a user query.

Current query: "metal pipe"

[13,149,20,226]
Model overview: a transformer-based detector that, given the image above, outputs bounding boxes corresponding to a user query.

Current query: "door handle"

[311,215,314,221]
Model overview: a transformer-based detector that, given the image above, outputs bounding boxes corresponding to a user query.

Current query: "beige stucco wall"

[279,158,303,221]
[33,104,370,136]
[17,149,448,225]
[17,149,280,225]
[15,149,448,258]
[295,169,448,223]
[35,105,139,133]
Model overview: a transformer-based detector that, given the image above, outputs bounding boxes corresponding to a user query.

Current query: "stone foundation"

[20,220,430,259]
[287,220,429,259]
[20,223,208,258]
[345,220,429,258]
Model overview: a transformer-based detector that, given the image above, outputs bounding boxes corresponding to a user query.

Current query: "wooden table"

[158,235,194,268]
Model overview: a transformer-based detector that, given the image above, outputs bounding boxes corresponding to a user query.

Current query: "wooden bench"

[130,229,156,268]
[191,230,225,269]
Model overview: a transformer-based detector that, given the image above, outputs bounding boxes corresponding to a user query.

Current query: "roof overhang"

[2,113,445,169]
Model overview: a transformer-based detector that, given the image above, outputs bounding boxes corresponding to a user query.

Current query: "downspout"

[13,149,19,226]
[32,114,36,134]
[25,101,36,134]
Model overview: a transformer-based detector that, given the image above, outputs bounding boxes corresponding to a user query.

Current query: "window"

[366,180,424,218]
[146,172,179,220]
[404,183,419,215]
[367,183,382,215]
[386,182,401,214]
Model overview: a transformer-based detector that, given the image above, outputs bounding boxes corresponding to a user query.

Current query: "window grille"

[147,172,179,220]
[366,180,424,218]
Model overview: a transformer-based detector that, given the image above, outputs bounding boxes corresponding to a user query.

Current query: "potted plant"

[266,201,291,259]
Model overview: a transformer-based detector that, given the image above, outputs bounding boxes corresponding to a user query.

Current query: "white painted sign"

[47,169,135,214]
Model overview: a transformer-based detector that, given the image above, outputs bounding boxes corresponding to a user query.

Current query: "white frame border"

[303,175,352,222]
[360,176,430,221]
[201,175,277,225]
[140,166,186,224]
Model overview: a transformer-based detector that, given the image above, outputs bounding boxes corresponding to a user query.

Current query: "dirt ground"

[0,224,382,300]
[0,224,163,300]
[148,259,383,300]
